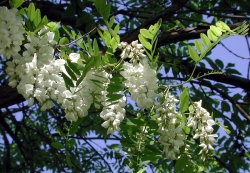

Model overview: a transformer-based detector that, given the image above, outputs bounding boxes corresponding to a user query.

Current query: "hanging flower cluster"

[100,94,126,135]
[5,28,64,111]
[0,7,24,59]
[120,58,158,109]
[1,6,220,162]
[59,68,112,122]
[118,40,146,61]
[187,100,218,160]
[154,92,186,160]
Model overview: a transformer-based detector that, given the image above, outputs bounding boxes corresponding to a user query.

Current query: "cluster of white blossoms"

[120,59,158,109]
[5,28,65,111]
[154,93,186,160]
[118,40,146,61]
[187,100,218,160]
[100,94,126,135]
[58,68,111,122]
[0,7,24,59]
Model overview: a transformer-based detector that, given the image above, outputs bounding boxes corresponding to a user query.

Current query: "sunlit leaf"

[188,45,200,62]
[194,40,205,54]
[207,30,218,42]
[180,88,189,114]
[200,33,211,47]
[59,37,70,45]
[210,25,222,36]
[139,34,152,50]
[10,0,24,8]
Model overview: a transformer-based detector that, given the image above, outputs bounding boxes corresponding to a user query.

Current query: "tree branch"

[121,0,190,43]
[158,51,250,92]
[0,85,25,108]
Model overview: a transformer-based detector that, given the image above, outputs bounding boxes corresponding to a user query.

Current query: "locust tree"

[0,0,250,172]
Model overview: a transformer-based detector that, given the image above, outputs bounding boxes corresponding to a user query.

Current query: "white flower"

[0,7,24,59]
[69,53,80,63]
[120,59,158,109]
[189,100,218,160]
[100,94,126,135]
[154,93,186,160]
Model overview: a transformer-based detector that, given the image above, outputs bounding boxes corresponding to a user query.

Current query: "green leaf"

[10,0,24,8]
[180,88,189,114]
[109,16,115,28]
[182,126,190,134]
[194,40,205,54]
[232,114,246,131]
[59,37,70,45]
[93,38,100,57]
[110,35,120,50]
[210,25,222,36]
[207,29,218,42]
[110,75,125,83]
[106,93,123,102]
[27,3,35,21]
[137,167,147,173]
[113,25,120,36]
[69,125,78,135]
[65,65,77,81]
[138,34,152,50]
[107,83,124,92]
[221,101,230,112]
[34,9,41,27]
[76,57,98,86]
[140,29,154,39]
[66,151,73,167]
[204,57,219,70]
[126,118,145,126]
[215,59,224,69]
[62,72,74,88]
[183,165,194,173]
[225,68,241,75]
[188,45,200,62]
[67,59,81,76]
[51,142,64,149]
[174,155,189,172]
[56,126,66,139]
[62,25,73,38]
[103,3,111,20]
[68,139,76,146]
[200,33,211,47]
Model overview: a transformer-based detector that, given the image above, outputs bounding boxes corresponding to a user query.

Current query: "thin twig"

[56,27,97,47]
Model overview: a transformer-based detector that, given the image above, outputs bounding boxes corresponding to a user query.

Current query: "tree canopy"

[0,0,250,172]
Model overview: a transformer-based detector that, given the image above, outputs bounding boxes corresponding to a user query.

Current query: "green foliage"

[188,21,249,63]
[139,19,162,61]
[1,0,250,173]
[9,0,23,8]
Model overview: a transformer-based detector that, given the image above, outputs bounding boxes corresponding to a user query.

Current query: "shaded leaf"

[180,88,189,114]
[106,93,123,102]
[51,142,64,149]
[175,155,189,172]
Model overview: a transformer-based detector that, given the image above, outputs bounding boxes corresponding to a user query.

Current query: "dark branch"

[159,51,250,92]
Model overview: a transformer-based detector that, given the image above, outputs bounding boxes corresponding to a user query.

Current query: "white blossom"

[154,92,186,160]
[0,7,24,59]
[118,40,146,61]
[187,100,217,160]
[120,59,158,109]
